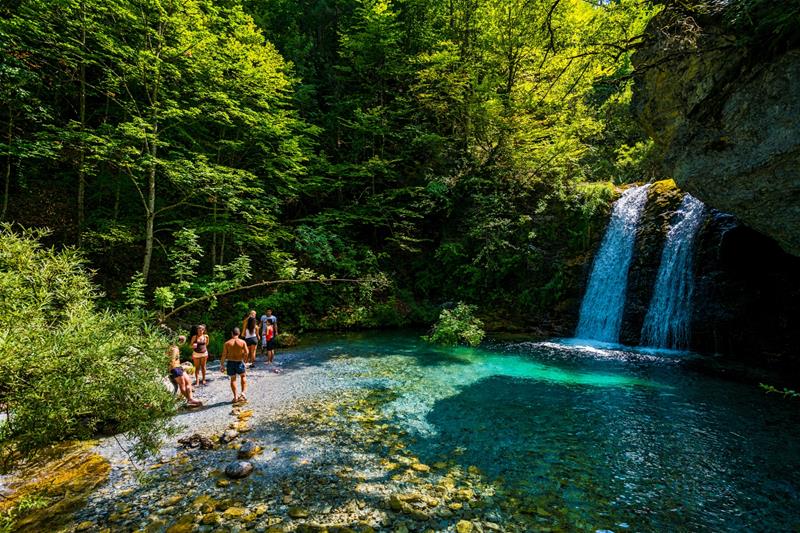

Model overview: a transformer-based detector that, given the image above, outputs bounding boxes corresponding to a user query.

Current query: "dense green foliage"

[1,0,660,331]
[0,227,175,463]
[424,302,485,347]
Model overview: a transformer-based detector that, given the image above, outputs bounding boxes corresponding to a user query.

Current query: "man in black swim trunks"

[220,327,248,403]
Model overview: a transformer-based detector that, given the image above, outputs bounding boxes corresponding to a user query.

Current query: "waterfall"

[640,194,706,349]
[576,184,650,343]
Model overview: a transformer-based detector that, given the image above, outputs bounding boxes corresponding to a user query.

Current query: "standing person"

[259,311,269,357]
[264,317,278,371]
[242,310,256,339]
[220,327,248,403]
[168,344,202,406]
[263,308,278,337]
[243,315,260,366]
[189,324,209,386]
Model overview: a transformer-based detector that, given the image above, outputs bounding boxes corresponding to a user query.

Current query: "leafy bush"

[424,302,485,347]
[0,226,175,465]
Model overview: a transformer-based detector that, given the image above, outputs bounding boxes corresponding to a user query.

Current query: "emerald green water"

[300,332,800,531]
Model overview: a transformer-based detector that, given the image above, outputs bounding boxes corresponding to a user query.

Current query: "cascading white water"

[576,184,650,343]
[640,193,706,350]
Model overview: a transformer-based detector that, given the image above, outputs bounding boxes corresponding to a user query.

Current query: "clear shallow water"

[302,331,800,531]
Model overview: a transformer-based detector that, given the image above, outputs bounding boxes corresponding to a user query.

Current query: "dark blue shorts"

[170,367,184,379]
[266,339,276,350]
[226,361,246,376]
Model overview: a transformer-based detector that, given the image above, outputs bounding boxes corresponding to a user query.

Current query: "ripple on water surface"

[306,331,800,531]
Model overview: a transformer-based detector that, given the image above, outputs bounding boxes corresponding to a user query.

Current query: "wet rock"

[177,433,216,450]
[224,461,254,479]
[389,495,404,512]
[288,506,309,519]
[191,495,217,513]
[406,507,430,521]
[145,520,167,533]
[161,494,183,508]
[201,512,221,525]
[456,520,473,533]
[456,489,474,501]
[410,462,430,473]
[238,441,260,460]
[223,507,248,518]
[221,429,239,443]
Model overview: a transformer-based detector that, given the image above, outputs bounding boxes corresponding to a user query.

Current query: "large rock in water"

[224,460,254,479]
[632,6,800,256]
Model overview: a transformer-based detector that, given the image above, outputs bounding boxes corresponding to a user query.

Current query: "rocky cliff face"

[632,6,800,256]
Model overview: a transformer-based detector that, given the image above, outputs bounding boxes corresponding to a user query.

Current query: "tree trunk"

[2,113,11,221]
[211,197,217,266]
[77,1,87,245]
[142,135,157,281]
[142,17,164,282]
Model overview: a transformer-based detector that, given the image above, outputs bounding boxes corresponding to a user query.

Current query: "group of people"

[167,308,280,406]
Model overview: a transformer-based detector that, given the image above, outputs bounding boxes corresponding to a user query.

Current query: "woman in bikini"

[189,324,209,386]
[168,344,202,406]
[243,316,260,366]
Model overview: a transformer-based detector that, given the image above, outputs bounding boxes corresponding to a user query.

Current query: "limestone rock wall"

[632,6,800,256]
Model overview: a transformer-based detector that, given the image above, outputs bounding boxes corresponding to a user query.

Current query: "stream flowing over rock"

[632,4,800,256]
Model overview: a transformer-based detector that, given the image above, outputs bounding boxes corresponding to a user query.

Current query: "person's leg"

[179,375,199,404]
[200,356,207,384]
[229,374,238,402]
[192,356,200,385]
[240,373,247,400]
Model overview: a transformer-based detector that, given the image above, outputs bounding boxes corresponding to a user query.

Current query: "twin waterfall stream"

[576,184,707,350]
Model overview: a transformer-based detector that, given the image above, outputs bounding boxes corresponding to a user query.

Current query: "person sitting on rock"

[168,343,202,407]
[220,327,249,403]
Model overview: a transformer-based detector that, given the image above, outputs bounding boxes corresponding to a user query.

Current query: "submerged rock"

[288,506,309,519]
[177,433,215,450]
[237,441,260,460]
[456,520,473,533]
[224,461,254,479]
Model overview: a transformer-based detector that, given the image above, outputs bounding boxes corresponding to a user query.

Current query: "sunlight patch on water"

[347,340,659,437]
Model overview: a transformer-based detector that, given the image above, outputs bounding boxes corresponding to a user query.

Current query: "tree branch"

[160,278,371,321]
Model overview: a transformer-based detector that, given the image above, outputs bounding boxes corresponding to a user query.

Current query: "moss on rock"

[0,442,110,532]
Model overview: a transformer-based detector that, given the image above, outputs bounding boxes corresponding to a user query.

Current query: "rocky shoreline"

[61,349,556,533]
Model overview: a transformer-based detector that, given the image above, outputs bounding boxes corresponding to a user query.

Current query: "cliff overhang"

[632,3,800,256]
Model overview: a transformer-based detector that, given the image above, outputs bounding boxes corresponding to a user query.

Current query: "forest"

[0,0,660,329]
